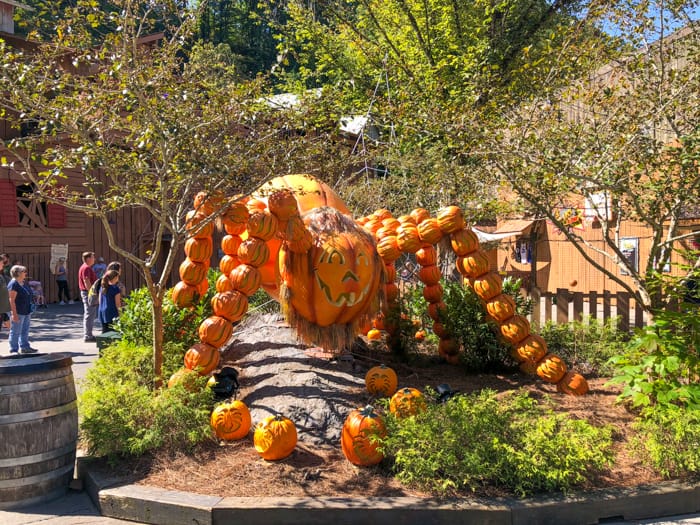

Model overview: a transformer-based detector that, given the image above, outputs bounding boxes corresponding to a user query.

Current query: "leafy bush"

[78,341,214,459]
[630,406,700,477]
[247,288,281,315]
[540,317,628,377]
[441,280,513,372]
[607,308,700,412]
[378,389,614,497]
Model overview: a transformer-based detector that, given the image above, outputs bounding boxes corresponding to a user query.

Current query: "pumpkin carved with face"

[279,208,383,346]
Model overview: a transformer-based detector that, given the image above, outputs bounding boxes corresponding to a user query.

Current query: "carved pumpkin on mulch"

[390,387,427,418]
[365,364,398,397]
[253,414,298,461]
[210,400,251,441]
[341,405,387,466]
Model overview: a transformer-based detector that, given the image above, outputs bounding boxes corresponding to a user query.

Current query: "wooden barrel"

[0,353,78,509]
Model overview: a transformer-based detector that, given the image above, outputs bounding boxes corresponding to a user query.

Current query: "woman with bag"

[7,265,38,354]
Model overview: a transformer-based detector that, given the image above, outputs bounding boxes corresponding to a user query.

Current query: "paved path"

[0,302,698,524]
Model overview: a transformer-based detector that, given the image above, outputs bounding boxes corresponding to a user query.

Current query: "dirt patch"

[95,316,672,500]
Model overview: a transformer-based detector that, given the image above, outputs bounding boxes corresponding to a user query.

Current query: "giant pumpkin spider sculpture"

[172,174,589,396]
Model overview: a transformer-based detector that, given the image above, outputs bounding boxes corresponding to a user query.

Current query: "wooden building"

[0,0,150,301]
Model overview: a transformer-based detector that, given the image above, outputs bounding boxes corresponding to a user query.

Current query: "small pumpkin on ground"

[390,387,427,418]
[365,364,398,397]
[556,371,589,395]
[366,328,383,341]
[341,405,387,466]
[253,414,298,461]
[211,400,252,441]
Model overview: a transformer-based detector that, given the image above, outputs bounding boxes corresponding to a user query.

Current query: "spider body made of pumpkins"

[183,343,220,376]
[390,387,427,418]
[210,400,251,441]
[341,405,387,466]
[253,414,298,461]
[279,207,383,328]
[556,372,590,395]
[365,364,398,397]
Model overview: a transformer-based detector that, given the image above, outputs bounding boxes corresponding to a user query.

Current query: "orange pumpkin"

[381,217,401,231]
[167,367,199,391]
[366,328,383,341]
[436,205,465,234]
[215,274,235,293]
[423,283,444,303]
[390,387,427,418]
[255,174,350,216]
[247,211,279,242]
[427,301,447,322]
[185,237,213,263]
[211,290,248,323]
[511,334,548,363]
[418,264,441,286]
[536,354,568,383]
[417,218,443,244]
[414,329,426,341]
[450,228,480,256]
[456,251,490,278]
[179,258,209,286]
[341,405,387,466]
[267,189,298,220]
[373,209,393,221]
[246,197,267,213]
[472,272,503,301]
[397,214,416,225]
[415,245,437,266]
[376,235,401,262]
[279,209,383,327]
[219,254,240,275]
[363,218,383,236]
[410,208,431,224]
[196,278,209,298]
[365,364,398,397]
[229,264,261,296]
[193,191,215,216]
[432,321,449,338]
[375,226,397,240]
[210,400,252,441]
[385,282,400,303]
[384,263,397,282]
[556,372,590,396]
[438,337,459,356]
[198,315,233,348]
[171,281,201,308]
[221,234,242,256]
[485,294,516,322]
[184,342,220,375]
[254,414,298,461]
[499,315,531,345]
[222,202,250,235]
[185,211,215,239]
[237,238,270,268]
[396,224,421,253]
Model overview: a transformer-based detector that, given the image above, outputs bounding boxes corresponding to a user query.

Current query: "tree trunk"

[152,291,164,389]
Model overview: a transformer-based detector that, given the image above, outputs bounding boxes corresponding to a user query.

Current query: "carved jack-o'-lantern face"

[315,234,375,310]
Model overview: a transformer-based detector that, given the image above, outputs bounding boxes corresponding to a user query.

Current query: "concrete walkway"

[0,302,699,525]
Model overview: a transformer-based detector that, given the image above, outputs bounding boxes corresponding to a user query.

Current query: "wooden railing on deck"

[529,288,648,332]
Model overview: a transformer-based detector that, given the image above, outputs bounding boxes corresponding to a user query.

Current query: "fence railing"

[528,288,649,332]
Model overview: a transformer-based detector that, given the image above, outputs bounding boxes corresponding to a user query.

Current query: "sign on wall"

[619,237,638,276]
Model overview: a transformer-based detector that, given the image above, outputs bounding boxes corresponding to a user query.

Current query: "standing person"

[106,261,127,298]
[93,257,107,280]
[79,251,98,342]
[0,254,10,330]
[0,257,9,335]
[98,270,122,333]
[54,257,73,305]
[7,265,37,354]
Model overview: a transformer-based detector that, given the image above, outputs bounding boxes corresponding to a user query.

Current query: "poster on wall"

[619,237,638,276]
[50,244,69,275]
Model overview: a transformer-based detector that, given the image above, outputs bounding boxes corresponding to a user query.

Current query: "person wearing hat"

[93,256,107,280]
[54,256,73,305]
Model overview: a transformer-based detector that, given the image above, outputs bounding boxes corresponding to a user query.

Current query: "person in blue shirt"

[7,265,38,354]
[98,269,122,333]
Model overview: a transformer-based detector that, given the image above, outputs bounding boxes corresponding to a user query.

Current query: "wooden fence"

[528,288,649,332]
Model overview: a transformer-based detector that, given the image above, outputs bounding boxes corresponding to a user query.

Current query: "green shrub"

[607,308,700,412]
[540,317,628,377]
[630,407,700,477]
[247,288,281,315]
[78,341,214,460]
[379,389,614,497]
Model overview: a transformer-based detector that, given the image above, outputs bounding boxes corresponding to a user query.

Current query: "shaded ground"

[98,314,669,500]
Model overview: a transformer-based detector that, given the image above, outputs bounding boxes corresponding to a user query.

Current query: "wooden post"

[556,288,569,324]
[530,287,541,330]
[634,299,645,328]
[603,291,611,323]
[617,292,630,333]
[544,294,552,323]
[573,292,584,322]
[589,291,598,321]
